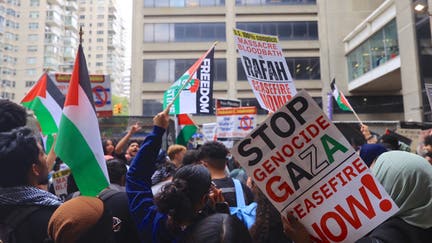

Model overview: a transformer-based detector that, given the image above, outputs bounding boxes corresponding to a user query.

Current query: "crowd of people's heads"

[198,141,229,171]
[106,158,127,186]
[155,164,211,226]
[2,98,432,243]
[47,196,115,243]
[0,127,47,187]
[0,99,27,132]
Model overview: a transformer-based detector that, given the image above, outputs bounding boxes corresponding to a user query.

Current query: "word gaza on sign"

[231,90,398,242]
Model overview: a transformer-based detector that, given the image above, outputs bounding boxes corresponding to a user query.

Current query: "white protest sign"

[216,107,257,138]
[52,168,71,200]
[234,28,297,112]
[231,90,398,242]
[202,123,218,141]
[49,73,112,117]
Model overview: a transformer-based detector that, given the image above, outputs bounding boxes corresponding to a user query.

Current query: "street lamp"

[414,0,428,14]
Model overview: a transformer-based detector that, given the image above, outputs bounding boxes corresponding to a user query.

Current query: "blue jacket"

[126,126,175,243]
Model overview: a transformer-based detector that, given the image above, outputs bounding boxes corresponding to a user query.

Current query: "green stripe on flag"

[337,96,352,111]
[55,114,108,196]
[176,125,197,146]
[22,97,58,134]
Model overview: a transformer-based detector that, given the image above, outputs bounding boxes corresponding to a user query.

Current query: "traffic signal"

[113,104,122,115]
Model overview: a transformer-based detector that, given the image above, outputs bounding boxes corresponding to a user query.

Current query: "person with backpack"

[198,142,254,208]
[47,196,115,243]
[100,158,140,243]
[197,141,256,228]
[0,127,62,243]
[126,108,231,242]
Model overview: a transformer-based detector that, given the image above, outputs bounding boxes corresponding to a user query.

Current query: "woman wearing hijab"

[356,151,432,242]
[281,150,432,243]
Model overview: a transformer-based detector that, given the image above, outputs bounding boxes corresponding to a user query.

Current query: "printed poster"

[234,28,297,112]
[231,90,398,242]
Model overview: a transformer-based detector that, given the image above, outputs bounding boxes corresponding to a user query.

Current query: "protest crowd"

[0,26,432,243]
[0,96,431,243]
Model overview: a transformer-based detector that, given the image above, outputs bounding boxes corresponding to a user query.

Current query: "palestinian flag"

[330,79,354,112]
[176,114,198,146]
[21,73,64,135]
[55,44,109,196]
[163,43,216,115]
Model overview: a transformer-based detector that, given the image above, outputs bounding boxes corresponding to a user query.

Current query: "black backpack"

[0,206,41,243]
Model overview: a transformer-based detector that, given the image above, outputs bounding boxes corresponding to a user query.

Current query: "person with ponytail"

[126,108,235,242]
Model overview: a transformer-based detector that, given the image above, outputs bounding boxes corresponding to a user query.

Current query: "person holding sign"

[126,108,248,242]
[281,150,432,243]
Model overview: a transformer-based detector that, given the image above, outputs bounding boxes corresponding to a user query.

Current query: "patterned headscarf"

[373,151,432,229]
[0,186,61,206]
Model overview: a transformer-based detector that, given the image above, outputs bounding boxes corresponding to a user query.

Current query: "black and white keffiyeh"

[0,186,61,206]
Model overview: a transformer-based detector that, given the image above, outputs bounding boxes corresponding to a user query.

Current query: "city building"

[77,0,125,94]
[0,0,125,103]
[132,0,432,123]
[0,0,79,101]
[339,0,431,122]
[132,0,320,122]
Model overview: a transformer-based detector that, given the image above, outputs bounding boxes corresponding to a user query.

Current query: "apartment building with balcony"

[77,0,125,91]
[0,0,79,101]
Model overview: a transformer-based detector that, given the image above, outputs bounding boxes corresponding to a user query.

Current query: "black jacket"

[0,205,58,243]
[356,217,432,243]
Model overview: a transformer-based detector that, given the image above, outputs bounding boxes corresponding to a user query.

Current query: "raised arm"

[115,122,141,154]
[126,109,170,242]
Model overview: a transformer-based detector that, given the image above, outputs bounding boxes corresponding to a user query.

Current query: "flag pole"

[79,25,83,44]
[352,109,363,126]
[167,41,218,108]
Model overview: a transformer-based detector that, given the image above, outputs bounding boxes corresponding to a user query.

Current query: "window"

[28,23,39,29]
[144,0,225,7]
[347,19,399,81]
[28,34,38,41]
[144,23,226,42]
[97,38,104,42]
[96,54,103,58]
[27,57,37,64]
[25,81,36,87]
[332,95,403,114]
[96,62,103,66]
[236,0,316,6]
[236,21,318,40]
[97,30,104,35]
[29,11,39,18]
[30,0,39,6]
[26,69,37,76]
[142,100,163,116]
[143,58,226,82]
[143,60,174,83]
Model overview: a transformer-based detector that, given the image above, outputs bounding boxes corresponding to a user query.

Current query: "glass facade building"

[347,19,399,81]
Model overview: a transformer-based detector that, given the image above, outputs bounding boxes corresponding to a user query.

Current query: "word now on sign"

[231,90,398,242]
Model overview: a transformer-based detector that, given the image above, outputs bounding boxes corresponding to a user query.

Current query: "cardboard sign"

[202,122,218,141]
[52,168,71,201]
[231,91,398,242]
[216,107,257,138]
[234,28,297,112]
[49,73,112,117]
